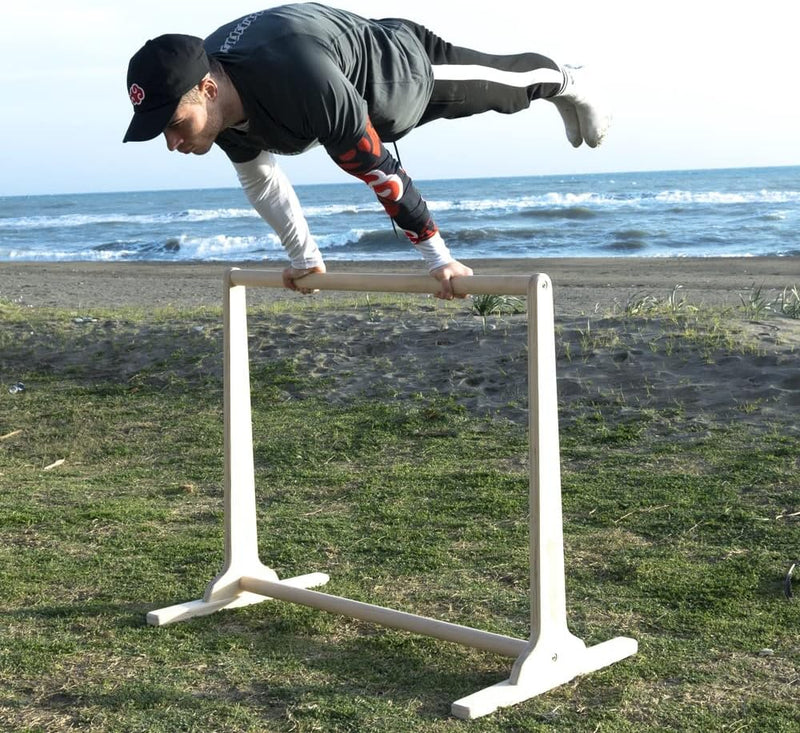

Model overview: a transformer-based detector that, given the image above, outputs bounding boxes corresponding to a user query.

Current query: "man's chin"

[184,143,212,156]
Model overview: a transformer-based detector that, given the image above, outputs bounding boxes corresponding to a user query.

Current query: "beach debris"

[758,648,775,657]
[7,382,26,394]
[43,458,65,471]
[73,316,98,324]
[785,562,796,599]
[1,429,22,441]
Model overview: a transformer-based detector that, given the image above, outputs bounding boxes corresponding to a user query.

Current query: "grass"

[615,282,800,323]
[776,285,800,319]
[1,297,799,732]
[739,283,774,320]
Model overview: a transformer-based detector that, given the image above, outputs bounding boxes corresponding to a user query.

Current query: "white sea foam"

[422,189,800,212]
[178,234,281,259]
[654,190,800,205]
[0,208,259,229]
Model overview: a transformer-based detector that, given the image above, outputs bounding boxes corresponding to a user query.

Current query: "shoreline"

[1,256,799,313]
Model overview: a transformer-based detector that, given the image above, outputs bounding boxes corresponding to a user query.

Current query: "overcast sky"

[3,1,799,196]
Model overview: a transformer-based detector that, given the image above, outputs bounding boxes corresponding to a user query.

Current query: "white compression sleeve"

[233,151,324,269]
[413,231,455,271]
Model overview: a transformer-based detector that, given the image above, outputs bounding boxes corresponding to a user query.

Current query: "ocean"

[2,166,799,263]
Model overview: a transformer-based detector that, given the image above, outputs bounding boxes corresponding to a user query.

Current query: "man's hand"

[282,263,326,294]
[430,260,474,300]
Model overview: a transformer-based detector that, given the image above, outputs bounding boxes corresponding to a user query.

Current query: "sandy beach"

[2,257,799,312]
[3,257,800,433]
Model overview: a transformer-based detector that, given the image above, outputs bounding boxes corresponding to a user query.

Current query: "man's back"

[206,2,434,158]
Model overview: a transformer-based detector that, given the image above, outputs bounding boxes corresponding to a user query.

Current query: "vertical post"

[505,273,587,685]
[451,274,636,719]
[523,273,570,649]
[146,269,327,627]
[203,269,278,602]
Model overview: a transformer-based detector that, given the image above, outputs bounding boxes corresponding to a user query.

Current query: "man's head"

[123,34,209,143]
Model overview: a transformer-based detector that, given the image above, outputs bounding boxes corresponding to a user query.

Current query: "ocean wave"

[320,228,407,253]
[303,202,383,217]
[92,238,182,254]
[0,208,260,229]
[318,225,562,253]
[0,203,386,230]
[450,227,550,244]
[8,234,283,262]
[5,189,800,233]
[519,206,598,220]
[614,229,650,240]
[603,239,648,252]
[426,191,622,213]
[653,190,800,205]
[167,234,281,259]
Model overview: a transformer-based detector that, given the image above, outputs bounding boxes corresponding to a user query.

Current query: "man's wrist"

[414,231,454,271]
[290,253,325,270]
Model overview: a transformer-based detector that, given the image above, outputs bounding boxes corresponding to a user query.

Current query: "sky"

[2,1,799,196]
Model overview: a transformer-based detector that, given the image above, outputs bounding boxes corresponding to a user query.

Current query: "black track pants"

[399,20,565,127]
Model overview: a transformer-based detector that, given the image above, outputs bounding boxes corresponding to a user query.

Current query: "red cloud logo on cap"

[129,83,145,106]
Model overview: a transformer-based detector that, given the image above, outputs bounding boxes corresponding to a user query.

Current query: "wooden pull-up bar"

[147,268,637,720]
[227,268,531,296]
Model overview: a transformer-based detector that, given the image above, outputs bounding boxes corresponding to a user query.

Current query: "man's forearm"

[327,118,456,270]
[233,151,324,269]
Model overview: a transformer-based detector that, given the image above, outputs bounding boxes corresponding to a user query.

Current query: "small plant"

[471,293,525,333]
[776,285,800,319]
[739,283,772,320]
[577,319,592,352]
[619,285,698,319]
[623,292,660,317]
[574,319,621,354]
[471,293,525,316]
[364,294,382,322]
[666,284,698,314]
[736,398,763,414]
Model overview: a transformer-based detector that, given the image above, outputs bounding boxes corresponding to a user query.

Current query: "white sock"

[549,65,610,148]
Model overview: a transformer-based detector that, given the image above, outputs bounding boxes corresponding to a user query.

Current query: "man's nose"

[164,129,181,151]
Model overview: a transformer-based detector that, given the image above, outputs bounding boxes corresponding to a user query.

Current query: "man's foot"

[548,65,611,148]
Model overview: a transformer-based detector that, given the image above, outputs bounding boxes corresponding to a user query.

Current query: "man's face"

[163,85,221,155]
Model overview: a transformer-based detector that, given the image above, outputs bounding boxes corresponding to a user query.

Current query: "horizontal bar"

[227,268,539,296]
[240,576,528,658]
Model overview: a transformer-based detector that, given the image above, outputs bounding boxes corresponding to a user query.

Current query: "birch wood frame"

[147,268,637,719]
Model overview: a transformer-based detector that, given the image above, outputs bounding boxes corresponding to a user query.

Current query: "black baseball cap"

[123,34,210,143]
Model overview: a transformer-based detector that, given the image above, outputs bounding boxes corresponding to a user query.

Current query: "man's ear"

[199,75,218,100]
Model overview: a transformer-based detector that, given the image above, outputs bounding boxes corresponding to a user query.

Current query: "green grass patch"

[1,303,798,732]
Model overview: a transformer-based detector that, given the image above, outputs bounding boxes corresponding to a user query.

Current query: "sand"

[1,257,798,312]
[2,257,800,432]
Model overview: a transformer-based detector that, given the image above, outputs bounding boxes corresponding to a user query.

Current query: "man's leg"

[403,21,610,147]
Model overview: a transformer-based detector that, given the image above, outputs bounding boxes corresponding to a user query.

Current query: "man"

[123,3,609,298]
